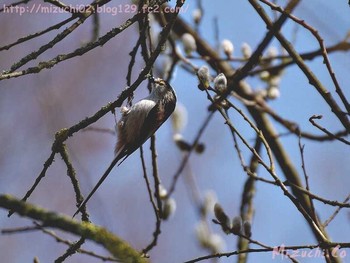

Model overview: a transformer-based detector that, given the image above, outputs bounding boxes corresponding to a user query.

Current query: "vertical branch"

[237,138,262,263]
[140,146,158,213]
[150,135,163,216]
[139,146,162,254]
[297,136,318,224]
[91,12,100,42]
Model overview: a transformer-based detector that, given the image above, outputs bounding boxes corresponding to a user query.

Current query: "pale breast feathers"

[119,99,156,145]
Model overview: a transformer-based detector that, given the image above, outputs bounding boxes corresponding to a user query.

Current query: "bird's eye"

[155,78,166,86]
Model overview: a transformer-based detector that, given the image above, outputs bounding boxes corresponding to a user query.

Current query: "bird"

[73,77,177,217]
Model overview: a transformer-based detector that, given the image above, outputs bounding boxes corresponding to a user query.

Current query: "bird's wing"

[137,102,165,146]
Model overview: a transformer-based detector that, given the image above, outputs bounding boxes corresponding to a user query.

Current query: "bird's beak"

[154,78,163,84]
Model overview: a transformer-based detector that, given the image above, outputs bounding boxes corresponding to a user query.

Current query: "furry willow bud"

[214,203,231,234]
[171,103,188,133]
[241,42,252,59]
[195,220,210,247]
[158,184,168,199]
[197,65,211,89]
[243,221,252,237]
[269,76,281,87]
[221,39,234,59]
[267,86,280,99]
[231,216,242,235]
[259,71,270,81]
[162,198,176,220]
[202,190,217,216]
[208,233,226,253]
[192,9,202,24]
[182,33,197,55]
[214,73,227,93]
[266,46,278,59]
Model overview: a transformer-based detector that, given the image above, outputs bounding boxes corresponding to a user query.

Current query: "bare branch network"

[0,0,349,263]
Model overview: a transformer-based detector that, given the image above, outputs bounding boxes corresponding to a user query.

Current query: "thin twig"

[0,0,31,12]
[297,136,319,224]
[141,136,163,254]
[11,0,185,212]
[54,238,85,263]
[8,151,56,217]
[36,223,119,262]
[7,1,106,73]
[0,17,76,52]
[309,115,350,145]
[167,111,215,197]
[0,10,141,81]
[140,146,158,215]
[184,242,350,263]
[213,220,300,263]
[205,88,328,244]
[251,0,350,131]
[323,193,350,228]
[59,144,89,222]
[259,0,350,114]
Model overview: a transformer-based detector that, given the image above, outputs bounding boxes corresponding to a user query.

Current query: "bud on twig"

[162,198,176,220]
[221,39,234,59]
[207,233,226,253]
[214,73,227,93]
[182,33,197,55]
[259,71,270,81]
[202,190,217,216]
[195,220,210,247]
[171,103,188,133]
[158,184,168,199]
[243,221,252,237]
[231,216,242,235]
[266,46,278,59]
[241,42,252,59]
[192,9,202,25]
[197,65,211,90]
[214,203,231,234]
[267,86,280,99]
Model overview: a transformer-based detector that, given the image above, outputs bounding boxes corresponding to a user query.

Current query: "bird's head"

[149,77,176,103]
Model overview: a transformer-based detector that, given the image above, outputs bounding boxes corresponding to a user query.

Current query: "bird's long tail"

[72,148,127,218]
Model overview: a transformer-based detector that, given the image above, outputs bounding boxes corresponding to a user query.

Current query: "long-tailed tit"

[73,78,176,217]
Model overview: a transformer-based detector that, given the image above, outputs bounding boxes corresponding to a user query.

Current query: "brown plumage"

[73,78,176,217]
